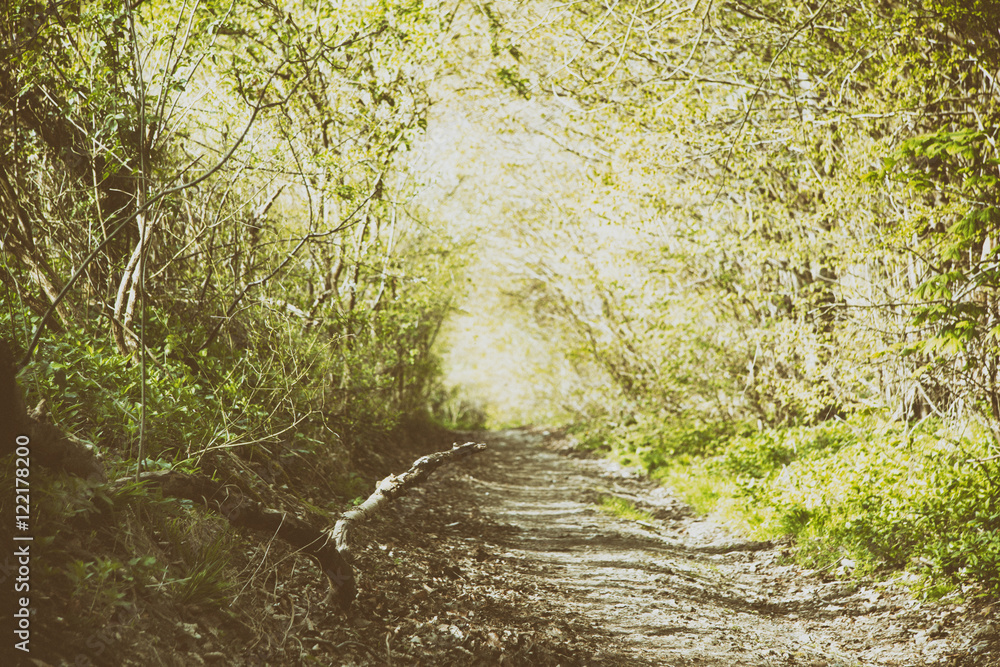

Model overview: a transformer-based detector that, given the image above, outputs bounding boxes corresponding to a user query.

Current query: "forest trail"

[354,428,996,666]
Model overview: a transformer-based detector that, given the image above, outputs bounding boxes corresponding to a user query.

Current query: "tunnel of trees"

[1,0,999,661]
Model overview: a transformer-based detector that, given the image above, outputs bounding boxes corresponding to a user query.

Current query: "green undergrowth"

[2,301,458,658]
[428,384,490,431]
[30,470,245,626]
[574,414,1000,600]
[595,495,655,523]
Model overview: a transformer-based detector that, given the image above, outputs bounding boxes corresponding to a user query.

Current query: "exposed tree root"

[115,469,359,608]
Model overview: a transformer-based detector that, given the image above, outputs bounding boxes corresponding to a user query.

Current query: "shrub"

[586,411,1000,599]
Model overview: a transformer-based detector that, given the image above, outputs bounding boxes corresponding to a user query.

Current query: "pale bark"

[331,442,487,560]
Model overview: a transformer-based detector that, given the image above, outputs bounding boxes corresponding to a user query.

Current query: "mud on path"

[340,428,999,666]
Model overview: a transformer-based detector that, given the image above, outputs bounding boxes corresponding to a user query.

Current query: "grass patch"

[595,495,655,523]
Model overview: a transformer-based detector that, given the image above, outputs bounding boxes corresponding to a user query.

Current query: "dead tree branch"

[331,442,487,561]
[115,469,358,609]
[3,342,485,609]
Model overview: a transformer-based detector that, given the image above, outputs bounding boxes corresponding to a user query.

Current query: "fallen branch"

[331,442,487,561]
[117,442,486,609]
[4,340,486,609]
[115,470,359,609]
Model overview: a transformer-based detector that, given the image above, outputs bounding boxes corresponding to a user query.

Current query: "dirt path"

[23,430,999,667]
[332,428,999,666]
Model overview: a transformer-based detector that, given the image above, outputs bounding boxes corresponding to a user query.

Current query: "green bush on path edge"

[573,414,1000,601]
